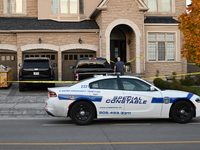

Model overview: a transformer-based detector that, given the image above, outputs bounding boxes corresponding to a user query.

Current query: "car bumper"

[45,98,70,117]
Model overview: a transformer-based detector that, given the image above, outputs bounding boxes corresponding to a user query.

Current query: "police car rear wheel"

[70,101,95,125]
[171,101,194,123]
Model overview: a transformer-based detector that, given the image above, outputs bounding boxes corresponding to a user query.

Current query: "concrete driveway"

[0,83,72,118]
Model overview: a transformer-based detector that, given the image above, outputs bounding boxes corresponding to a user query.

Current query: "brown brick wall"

[26,0,38,17]
[0,33,17,45]
[145,62,183,79]
[16,32,99,47]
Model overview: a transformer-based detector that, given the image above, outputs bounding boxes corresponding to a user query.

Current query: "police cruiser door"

[120,78,163,118]
[89,78,125,118]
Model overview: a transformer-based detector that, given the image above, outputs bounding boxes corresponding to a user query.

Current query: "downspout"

[143,14,146,73]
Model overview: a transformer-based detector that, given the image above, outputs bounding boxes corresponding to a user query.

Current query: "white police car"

[45,75,200,125]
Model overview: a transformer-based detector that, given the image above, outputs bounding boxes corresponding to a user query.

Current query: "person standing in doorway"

[114,57,125,75]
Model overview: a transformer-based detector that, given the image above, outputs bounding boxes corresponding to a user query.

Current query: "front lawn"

[189,87,200,96]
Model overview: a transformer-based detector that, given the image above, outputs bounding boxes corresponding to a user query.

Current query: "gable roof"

[144,16,179,24]
[90,0,148,19]
[0,17,99,31]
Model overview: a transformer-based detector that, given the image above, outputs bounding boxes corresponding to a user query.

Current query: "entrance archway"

[105,19,141,73]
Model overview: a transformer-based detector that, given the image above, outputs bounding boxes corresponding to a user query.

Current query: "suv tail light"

[75,73,79,81]
[48,91,57,97]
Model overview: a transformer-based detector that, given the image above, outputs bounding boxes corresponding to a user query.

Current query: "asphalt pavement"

[0,83,72,119]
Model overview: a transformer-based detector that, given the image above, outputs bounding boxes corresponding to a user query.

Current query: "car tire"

[171,101,194,123]
[70,101,95,125]
[19,83,25,92]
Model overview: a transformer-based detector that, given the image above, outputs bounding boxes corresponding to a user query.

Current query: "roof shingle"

[144,16,179,24]
[0,17,99,30]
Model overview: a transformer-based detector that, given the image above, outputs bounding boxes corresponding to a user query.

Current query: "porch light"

[38,38,42,44]
[78,38,82,44]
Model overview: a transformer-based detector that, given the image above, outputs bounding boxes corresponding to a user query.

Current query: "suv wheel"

[19,83,25,92]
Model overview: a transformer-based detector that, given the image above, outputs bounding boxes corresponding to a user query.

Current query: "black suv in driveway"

[19,57,56,91]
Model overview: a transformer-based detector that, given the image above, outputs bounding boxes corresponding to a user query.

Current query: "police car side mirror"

[150,86,156,91]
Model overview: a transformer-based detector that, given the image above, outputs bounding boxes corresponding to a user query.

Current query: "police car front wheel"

[171,101,194,123]
[70,101,95,125]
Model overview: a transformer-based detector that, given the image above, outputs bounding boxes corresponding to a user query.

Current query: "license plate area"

[33,72,39,75]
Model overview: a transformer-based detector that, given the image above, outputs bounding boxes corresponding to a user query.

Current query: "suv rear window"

[76,59,111,68]
[23,60,50,68]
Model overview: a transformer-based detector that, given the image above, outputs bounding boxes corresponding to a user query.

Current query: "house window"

[148,33,175,61]
[147,0,171,12]
[7,0,22,13]
[52,0,84,14]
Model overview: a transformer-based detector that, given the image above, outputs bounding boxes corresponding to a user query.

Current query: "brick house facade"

[0,0,186,81]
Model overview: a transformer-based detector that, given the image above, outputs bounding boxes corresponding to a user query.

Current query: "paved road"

[0,119,200,150]
[0,83,72,118]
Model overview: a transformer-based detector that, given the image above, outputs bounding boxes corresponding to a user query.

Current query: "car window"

[23,60,50,68]
[77,59,111,68]
[90,79,119,90]
[121,78,151,91]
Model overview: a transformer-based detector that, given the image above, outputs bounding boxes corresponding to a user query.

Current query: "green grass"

[189,87,200,96]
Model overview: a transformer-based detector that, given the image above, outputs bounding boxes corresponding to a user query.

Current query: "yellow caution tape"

[1,72,200,83]
[188,63,197,65]
[108,60,115,63]
[126,57,145,64]
[1,81,78,83]
[108,56,145,64]
[142,72,200,80]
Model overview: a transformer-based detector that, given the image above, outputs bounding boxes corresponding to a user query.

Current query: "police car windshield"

[23,60,50,68]
[77,59,111,68]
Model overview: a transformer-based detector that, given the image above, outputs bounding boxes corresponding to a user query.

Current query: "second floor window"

[148,33,175,62]
[52,0,84,14]
[7,0,23,14]
[147,0,171,12]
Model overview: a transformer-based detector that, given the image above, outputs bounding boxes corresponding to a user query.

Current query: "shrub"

[194,75,200,85]
[153,78,197,94]
[179,76,195,86]
[153,78,171,90]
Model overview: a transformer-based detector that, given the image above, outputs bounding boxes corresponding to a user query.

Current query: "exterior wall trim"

[145,24,179,26]
[0,44,17,51]
[21,44,59,51]
[60,44,98,51]
[0,30,99,33]
[105,19,141,73]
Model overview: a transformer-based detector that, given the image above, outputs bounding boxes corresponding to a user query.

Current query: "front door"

[110,27,126,68]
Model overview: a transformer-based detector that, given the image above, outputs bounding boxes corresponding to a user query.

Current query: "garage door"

[23,52,58,80]
[62,51,96,81]
[0,53,17,81]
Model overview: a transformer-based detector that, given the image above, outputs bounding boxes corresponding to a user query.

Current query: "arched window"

[52,0,84,14]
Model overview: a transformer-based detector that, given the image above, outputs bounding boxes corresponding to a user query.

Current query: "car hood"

[160,90,195,98]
